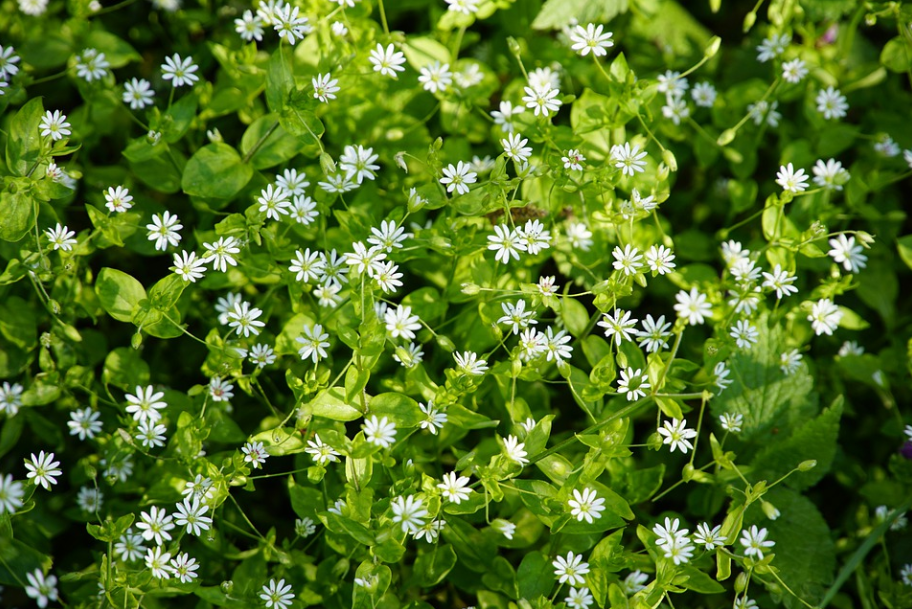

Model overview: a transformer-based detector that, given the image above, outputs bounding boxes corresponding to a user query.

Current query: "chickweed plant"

[1,0,912,608]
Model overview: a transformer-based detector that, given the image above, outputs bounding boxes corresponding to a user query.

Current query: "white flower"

[518,219,551,255]
[345,242,386,277]
[780,348,803,374]
[617,367,650,401]
[0,474,25,516]
[522,84,562,117]
[136,419,168,448]
[493,518,516,539]
[261,578,295,609]
[68,407,103,440]
[0,45,21,80]
[339,144,379,184]
[203,236,241,272]
[75,48,110,82]
[24,569,58,608]
[123,77,155,110]
[519,327,547,361]
[273,4,311,45]
[24,451,61,491]
[719,412,743,433]
[368,220,409,253]
[454,63,484,89]
[808,298,842,335]
[544,326,573,363]
[761,264,798,299]
[902,563,912,586]
[747,100,781,127]
[498,299,536,335]
[144,546,172,580]
[827,234,867,273]
[173,496,212,536]
[438,471,471,504]
[289,248,325,283]
[291,195,318,225]
[440,161,477,195]
[103,185,133,213]
[781,58,808,83]
[172,250,207,282]
[653,517,695,565]
[610,142,647,176]
[776,163,809,192]
[445,0,479,14]
[146,211,182,251]
[645,244,676,274]
[170,553,199,583]
[662,95,690,125]
[529,66,560,90]
[503,435,528,465]
[492,101,523,132]
[373,261,403,294]
[552,551,590,587]
[0,382,23,417]
[812,158,850,191]
[635,314,672,353]
[756,33,790,62]
[691,82,717,107]
[39,110,71,141]
[369,43,406,78]
[838,340,864,357]
[598,309,638,346]
[904,149,912,170]
[612,244,643,276]
[242,440,269,469]
[209,377,234,402]
[296,323,331,364]
[455,351,488,375]
[816,86,848,120]
[502,132,532,163]
[235,9,265,41]
[76,486,103,512]
[125,385,167,423]
[568,488,605,523]
[114,529,147,562]
[393,342,424,368]
[137,505,176,545]
[419,400,447,434]
[45,223,77,251]
[570,23,614,57]
[538,275,559,297]
[296,517,317,537]
[622,571,649,595]
[730,320,759,349]
[740,525,775,560]
[565,587,594,609]
[363,415,397,448]
[258,184,291,220]
[657,70,689,97]
[875,135,901,157]
[487,224,527,263]
[391,495,428,533]
[566,222,593,250]
[385,305,422,341]
[674,287,712,325]
[658,418,698,453]
[305,434,340,465]
[161,54,199,87]
[694,522,724,550]
[562,149,586,171]
[418,61,452,93]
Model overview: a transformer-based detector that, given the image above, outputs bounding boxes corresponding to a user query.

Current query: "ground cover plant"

[1,0,912,607]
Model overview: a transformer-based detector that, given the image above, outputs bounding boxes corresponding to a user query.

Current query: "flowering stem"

[688,395,709,466]
[90,0,139,17]
[635,112,668,153]
[653,328,684,395]
[377,0,390,36]
[451,25,467,63]
[29,69,69,86]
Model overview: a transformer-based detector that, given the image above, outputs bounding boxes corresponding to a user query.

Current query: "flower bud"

[761,500,780,520]
[743,11,757,32]
[436,335,456,352]
[507,37,522,58]
[131,331,143,349]
[461,282,480,295]
[704,36,722,59]
[661,149,678,172]
[717,129,737,146]
[320,152,337,175]
[206,128,223,143]
[798,459,817,471]
[734,571,748,593]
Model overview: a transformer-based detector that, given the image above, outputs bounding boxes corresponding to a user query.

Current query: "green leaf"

[181,143,253,200]
[413,545,458,587]
[0,296,37,349]
[747,488,836,608]
[880,37,912,73]
[265,48,293,115]
[85,30,141,68]
[676,565,725,594]
[102,347,150,388]
[304,387,362,422]
[402,37,451,69]
[281,89,325,147]
[561,297,590,337]
[0,188,36,243]
[368,393,422,428]
[517,551,553,600]
[161,92,198,143]
[711,313,818,441]
[5,98,45,177]
[532,0,629,30]
[896,235,912,271]
[240,116,307,170]
[95,267,148,323]
[750,397,842,491]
